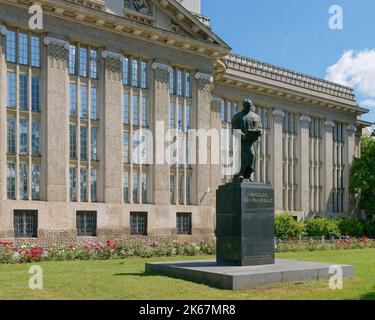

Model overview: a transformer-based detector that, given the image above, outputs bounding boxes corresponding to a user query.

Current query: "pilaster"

[102,49,123,203]
[44,35,69,201]
[344,124,356,214]
[152,62,172,205]
[299,115,311,212]
[210,96,223,208]
[195,72,214,207]
[323,119,334,213]
[272,108,285,211]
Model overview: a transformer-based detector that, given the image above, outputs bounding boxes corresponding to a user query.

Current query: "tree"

[350,135,375,218]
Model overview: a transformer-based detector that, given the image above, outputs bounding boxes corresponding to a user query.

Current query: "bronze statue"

[232,99,263,182]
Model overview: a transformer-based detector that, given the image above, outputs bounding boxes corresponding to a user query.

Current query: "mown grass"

[0,249,374,300]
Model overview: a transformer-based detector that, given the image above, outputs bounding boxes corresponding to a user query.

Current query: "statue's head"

[243,99,255,113]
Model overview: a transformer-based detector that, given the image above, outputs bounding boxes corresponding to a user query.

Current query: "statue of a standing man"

[232,99,263,182]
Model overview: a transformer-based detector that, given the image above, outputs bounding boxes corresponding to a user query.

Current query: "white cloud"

[360,99,375,108]
[326,49,375,101]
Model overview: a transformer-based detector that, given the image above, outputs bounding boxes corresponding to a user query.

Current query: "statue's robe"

[232,111,263,179]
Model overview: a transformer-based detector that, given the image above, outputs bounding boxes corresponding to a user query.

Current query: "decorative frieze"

[195,72,213,94]
[102,50,124,73]
[44,36,69,61]
[152,62,172,83]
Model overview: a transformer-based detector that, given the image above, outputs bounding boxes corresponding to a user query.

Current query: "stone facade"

[0,0,370,246]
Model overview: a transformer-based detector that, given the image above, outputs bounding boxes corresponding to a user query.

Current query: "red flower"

[25,249,30,255]
[106,240,112,246]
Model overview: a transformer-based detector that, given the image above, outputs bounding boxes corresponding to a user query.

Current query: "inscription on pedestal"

[216,182,275,266]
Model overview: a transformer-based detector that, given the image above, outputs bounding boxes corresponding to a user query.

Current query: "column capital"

[43,36,69,49]
[151,62,172,73]
[195,72,213,94]
[44,35,69,61]
[152,62,172,83]
[102,49,124,74]
[0,24,7,36]
[324,119,335,128]
[347,124,357,133]
[272,108,285,121]
[300,115,312,123]
[211,96,223,105]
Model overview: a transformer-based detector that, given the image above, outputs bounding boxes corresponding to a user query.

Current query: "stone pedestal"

[216,181,275,266]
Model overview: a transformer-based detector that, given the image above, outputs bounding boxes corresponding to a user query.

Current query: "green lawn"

[0,249,374,300]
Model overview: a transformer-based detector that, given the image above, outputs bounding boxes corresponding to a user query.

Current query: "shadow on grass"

[113,272,154,277]
[360,288,375,300]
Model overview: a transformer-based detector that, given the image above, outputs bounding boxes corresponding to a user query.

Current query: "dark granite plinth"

[146,260,355,290]
[216,182,275,266]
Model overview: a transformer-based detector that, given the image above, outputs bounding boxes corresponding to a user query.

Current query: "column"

[102,50,123,203]
[323,119,334,213]
[0,24,7,200]
[152,62,172,205]
[344,124,356,214]
[195,72,214,207]
[272,108,285,212]
[210,96,223,208]
[44,36,69,201]
[299,115,311,212]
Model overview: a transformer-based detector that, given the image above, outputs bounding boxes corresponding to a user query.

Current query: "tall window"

[19,163,28,200]
[31,77,40,112]
[6,30,40,66]
[7,163,16,199]
[7,116,16,154]
[169,66,193,205]
[333,122,345,213]
[69,167,77,202]
[123,55,150,204]
[69,44,98,79]
[32,119,41,156]
[309,117,323,213]
[69,42,100,203]
[282,111,299,211]
[7,72,16,108]
[32,164,41,200]
[5,30,42,201]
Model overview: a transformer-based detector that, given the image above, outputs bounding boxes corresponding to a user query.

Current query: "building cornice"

[0,0,230,60]
[224,53,355,101]
[219,71,366,116]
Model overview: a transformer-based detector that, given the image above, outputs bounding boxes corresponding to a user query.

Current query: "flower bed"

[0,239,216,264]
[276,236,375,252]
[1,237,374,264]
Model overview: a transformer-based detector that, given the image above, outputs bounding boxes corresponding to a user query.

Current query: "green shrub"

[304,217,341,238]
[275,214,305,238]
[364,220,375,237]
[337,218,365,237]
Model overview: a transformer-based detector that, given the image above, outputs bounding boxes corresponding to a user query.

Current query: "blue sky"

[202,0,375,126]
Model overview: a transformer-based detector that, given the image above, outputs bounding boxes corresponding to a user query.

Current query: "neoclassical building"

[0,0,371,244]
